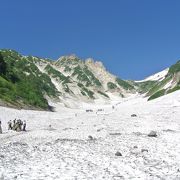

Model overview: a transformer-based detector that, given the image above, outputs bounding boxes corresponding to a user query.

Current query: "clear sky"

[0,0,180,80]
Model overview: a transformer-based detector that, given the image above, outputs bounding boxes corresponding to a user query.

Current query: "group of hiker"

[0,119,26,134]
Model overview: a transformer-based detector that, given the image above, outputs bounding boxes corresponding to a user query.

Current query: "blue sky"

[0,0,180,80]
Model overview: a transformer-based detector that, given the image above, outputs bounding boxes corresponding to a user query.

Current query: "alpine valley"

[0,49,180,180]
[0,49,179,110]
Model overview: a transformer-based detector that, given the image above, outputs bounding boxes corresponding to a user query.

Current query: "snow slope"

[0,91,180,179]
[136,68,169,82]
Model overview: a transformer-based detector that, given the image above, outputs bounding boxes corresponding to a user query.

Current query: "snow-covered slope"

[0,91,180,179]
[136,68,169,82]
[135,61,180,100]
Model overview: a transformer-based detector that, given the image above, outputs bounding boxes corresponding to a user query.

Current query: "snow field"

[0,91,180,179]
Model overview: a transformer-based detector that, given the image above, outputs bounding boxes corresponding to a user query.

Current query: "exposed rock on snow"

[88,135,94,140]
[131,114,137,117]
[115,151,122,157]
[141,149,149,153]
[148,131,158,137]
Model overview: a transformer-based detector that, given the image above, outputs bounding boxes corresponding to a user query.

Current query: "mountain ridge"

[0,49,179,110]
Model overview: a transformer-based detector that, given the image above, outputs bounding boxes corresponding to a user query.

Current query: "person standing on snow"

[8,120,12,130]
[16,120,21,132]
[0,121,2,134]
[22,120,26,131]
[19,120,23,131]
[12,119,16,130]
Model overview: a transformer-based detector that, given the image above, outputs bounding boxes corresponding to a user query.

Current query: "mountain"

[0,49,179,110]
[135,61,180,100]
[0,49,134,109]
[0,50,59,110]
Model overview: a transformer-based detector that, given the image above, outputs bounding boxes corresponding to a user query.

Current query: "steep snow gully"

[0,91,180,180]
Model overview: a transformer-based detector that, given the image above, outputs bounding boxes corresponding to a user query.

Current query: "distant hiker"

[22,121,26,131]
[8,120,12,130]
[0,121,2,134]
[20,120,23,130]
[14,120,18,131]
[16,119,22,132]
[12,119,16,130]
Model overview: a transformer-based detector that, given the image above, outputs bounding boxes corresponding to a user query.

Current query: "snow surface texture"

[0,91,180,180]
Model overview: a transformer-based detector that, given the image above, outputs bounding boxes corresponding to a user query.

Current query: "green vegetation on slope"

[0,76,16,104]
[148,85,180,101]
[107,82,117,90]
[64,66,72,72]
[147,60,180,100]
[146,76,172,97]
[167,85,180,94]
[72,65,102,87]
[56,56,80,66]
[77,83,95,99]
[148,89,166,101]
[45,64,71,84]
[116,78,134,90]
[0,50,58,109]
[97,91,109,98]
[168,60,180,74]
[135,81,158,94]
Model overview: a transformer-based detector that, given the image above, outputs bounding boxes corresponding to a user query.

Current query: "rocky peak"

[55,54,81,66]
[57,54,79,61]
[85,58,106,70]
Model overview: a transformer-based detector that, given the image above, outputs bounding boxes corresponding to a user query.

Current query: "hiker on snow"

[8,120,12,130]
[0,121,2,134]
[15,119,21,132]
[20,120,23,130]
[12,119,16,130]
[22,120,26,131]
